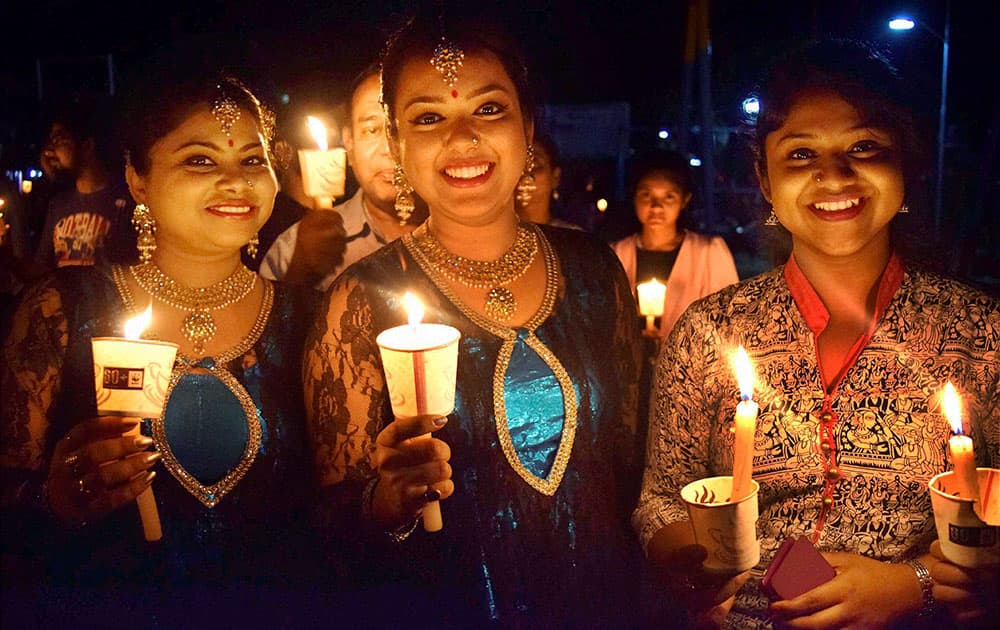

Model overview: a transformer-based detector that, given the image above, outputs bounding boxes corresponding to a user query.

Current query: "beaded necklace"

[130,262,257,355]
[408,222,538,322]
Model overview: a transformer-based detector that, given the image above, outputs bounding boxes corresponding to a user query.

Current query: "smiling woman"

[634,40,999,629]
[1,68,319,605]
[303,7,644,627]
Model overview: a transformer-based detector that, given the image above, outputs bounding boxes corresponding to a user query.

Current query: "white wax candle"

[731,346,758,502]
[636,278,666,317]
[943,382,981,503]
[376,294,461,532]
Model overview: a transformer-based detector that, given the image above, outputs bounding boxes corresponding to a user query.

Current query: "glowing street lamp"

[889,4,950,235]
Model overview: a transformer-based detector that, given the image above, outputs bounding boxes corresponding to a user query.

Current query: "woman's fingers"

[88,469,157,514]
[376,415,448,447]
[77,434,154,470]
[94,451,162,488]
[61,417,142,453]
[375,436,451,469]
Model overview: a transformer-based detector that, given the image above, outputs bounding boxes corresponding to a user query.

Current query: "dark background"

[1,0,996,286]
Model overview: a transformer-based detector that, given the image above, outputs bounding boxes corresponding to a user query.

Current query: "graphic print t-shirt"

[36,185,131,268]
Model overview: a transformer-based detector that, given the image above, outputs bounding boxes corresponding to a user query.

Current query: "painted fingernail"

[134,436,153,448]
[143,452,162,465]
[433,417,448,427]
[143,471,156,484]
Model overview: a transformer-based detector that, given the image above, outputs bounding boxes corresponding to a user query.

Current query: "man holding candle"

[633,41,999,628]
[261,64,427,291]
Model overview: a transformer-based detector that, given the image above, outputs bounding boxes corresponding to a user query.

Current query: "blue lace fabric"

[13,266,316,587]
[330,226,644,627]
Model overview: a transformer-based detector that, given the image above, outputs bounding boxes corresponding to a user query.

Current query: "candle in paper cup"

[298,116,347,206]
[730,346,759,502]
[636,279,666,333]
[91,304,177,541]
[681,476,760,573]
[929,468,1000,567]
[376,293,461,532]
[942,382,981,504]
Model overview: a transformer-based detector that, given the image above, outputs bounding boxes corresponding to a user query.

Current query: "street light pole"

[934,0,950,234]
[888,2,951,236]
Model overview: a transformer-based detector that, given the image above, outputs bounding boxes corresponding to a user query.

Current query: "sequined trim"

[403,227,578,495]
[112,265,275,507]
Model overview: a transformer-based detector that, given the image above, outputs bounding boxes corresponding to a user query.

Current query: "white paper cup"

[298,148,346,200]
[376,324,461,419]
[91,338,179,417]
[681,476,760,573]
[929,468,999,568]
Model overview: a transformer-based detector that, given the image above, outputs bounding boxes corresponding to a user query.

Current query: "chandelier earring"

[764,207,780,226]
[515,144,537,209]
[246,233,259,259]
[393,162,415,224]
[898,202,910,214]
[132,203,157,263]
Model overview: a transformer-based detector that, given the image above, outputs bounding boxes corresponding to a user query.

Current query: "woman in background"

[612,150,738,340]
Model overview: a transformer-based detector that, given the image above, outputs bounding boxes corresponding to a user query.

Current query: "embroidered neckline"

[111,264,274,507]
[402,226,578,495]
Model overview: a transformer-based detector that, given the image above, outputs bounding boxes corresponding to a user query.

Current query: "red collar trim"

[783,253,904,337]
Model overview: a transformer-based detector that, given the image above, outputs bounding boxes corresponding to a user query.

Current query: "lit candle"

[636,278,666,333]
[731,345,758,502]
[376,293,461,532]
[297,116,347,208]
[21,180,32,194]
[943,381,981,503]
[91,304,179,541]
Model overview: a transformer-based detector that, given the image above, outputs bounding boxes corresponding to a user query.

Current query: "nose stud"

[471,135,480,148]
[814,172,823,183]
[246,180,254,188]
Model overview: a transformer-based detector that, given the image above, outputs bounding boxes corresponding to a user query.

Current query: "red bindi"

[451,90,458,99]
[228,139,234,147]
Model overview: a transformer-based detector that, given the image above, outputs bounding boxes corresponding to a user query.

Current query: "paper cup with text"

[929,468,1000,568]
[298,148,347,202]
[91,337,179,417]
[681,476,761,573]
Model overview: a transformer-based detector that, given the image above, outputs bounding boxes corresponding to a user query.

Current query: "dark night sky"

[0,1,994,134]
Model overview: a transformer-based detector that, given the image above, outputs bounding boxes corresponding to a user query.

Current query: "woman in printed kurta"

[634,40,998,629]
[303,10,642,627]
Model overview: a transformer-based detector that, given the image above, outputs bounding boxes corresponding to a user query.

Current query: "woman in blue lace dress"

[1,69,316,616]
[303,10,643,628]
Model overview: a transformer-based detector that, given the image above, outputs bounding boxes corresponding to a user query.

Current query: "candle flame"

[942,381,963,435]
[404,292,424,327]
[124,303,153,340]
[733,345,755,401]
[307,116,329,151]
[638,278,664,290]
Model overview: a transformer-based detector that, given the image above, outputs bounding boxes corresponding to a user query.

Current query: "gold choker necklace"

[130,262,257,354]
[410,223,538,321]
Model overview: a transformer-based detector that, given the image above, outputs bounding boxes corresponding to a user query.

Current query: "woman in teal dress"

[1,69,316,616]
[303,10,643,628]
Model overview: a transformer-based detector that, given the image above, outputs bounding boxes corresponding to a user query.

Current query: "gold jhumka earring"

[393,163,415,224]
[515,144,538,209]
[132,203,156,263]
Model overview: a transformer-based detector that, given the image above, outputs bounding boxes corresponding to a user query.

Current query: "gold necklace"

[130,262,257,355]
[409,222,538,321]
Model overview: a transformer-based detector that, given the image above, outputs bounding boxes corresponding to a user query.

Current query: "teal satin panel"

[503,329,564,479]
[163,373,249,485]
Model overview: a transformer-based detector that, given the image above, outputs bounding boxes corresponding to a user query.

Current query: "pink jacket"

[611,232,739,337]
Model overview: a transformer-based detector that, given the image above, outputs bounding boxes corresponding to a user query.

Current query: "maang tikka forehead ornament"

[211,86,241,137]
[431,37,465,88]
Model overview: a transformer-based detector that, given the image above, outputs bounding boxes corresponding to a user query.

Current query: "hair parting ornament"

[211,87,241,137]
[430,11,465,87]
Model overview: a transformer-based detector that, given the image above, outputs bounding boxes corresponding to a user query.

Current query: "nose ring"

[471,135,480,148]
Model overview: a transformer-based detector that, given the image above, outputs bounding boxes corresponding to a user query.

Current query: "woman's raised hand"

[47,416,159,525]
[371,415,454,528]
